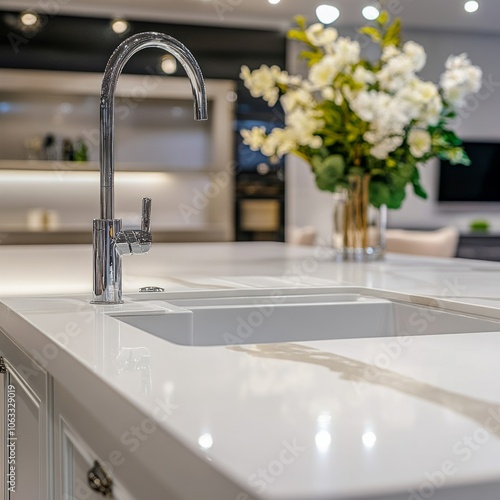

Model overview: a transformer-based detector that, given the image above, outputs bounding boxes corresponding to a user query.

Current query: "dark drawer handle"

[88,460,114,497]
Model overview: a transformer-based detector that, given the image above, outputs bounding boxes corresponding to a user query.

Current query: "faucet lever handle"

[141,197,152,233]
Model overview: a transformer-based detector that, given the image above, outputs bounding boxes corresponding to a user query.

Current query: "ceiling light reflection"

[464,0,479,12]
[20,11,39,27]
[160,55,177,75]
[316,5,340,24]
[111,19,130,34]
[198,433,214,450]
[171,106,184,118]
[362,431,377,448]
[315,430,332,451]
[317,412,332,427]
[362,5,380,20]
[59,103,73,115]
[226,90,238,103]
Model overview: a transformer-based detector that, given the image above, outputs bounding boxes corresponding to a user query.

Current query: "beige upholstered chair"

[386,226,459,258]
[288,226,317,246]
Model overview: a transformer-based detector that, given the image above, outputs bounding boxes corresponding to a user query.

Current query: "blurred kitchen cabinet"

[0,332,52,499]
[54,407,135,500]
[0,69,235,242]
[235,172,285,242]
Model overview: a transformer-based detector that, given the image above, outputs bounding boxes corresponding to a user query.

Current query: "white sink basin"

[113,292,500,346]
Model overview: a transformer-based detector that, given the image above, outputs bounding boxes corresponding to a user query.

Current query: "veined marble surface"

[1,242,500,499]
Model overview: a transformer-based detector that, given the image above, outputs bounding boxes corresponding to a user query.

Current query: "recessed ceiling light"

[316,4,340,24]
[268,0,281,4]
[171,106,184,118]
[20,11,39,27]
[362,431,377,448]
[464,0,479,12]
[160,55,177,74]
[362,5,380,20]
[226,90,238,102]
[315,430,332,451]
[111,19,129,34]
[198,433,213,450]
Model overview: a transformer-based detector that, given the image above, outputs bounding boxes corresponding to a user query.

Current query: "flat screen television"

[439,141,500,203]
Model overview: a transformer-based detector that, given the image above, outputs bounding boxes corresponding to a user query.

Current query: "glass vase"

[332,174,386,261]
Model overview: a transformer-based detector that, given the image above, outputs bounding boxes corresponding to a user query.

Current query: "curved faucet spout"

[100,31,208,220]
[93,32,207,304]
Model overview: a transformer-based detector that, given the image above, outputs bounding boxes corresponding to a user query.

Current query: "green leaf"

[382,18,402,48]
[348,166,365,177]
[460,150,472,166]
[370,178,408,209]
[389,166,413,190]
[313,155,346,192]
[411,168,428,200]
[413,183,428,200]
[387,187,407,209]
[440,129,462,147]
[359,26,382,43]
[369,181,391,208]
[293,15,307,29]
[439,147,471,166]
[376,10,389,26]
[311,155,323,171]
[287,29,310,44]
[300,50,323,65]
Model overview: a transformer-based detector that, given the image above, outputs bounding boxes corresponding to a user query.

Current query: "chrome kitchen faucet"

[93,32,208,304]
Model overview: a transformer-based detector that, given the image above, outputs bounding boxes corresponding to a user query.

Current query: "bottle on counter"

[62,138,74,161]
[43,134,57,161]
[74,138,88,162]
[24,136,43,160]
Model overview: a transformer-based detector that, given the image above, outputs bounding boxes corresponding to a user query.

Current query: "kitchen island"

[1,242,500,500]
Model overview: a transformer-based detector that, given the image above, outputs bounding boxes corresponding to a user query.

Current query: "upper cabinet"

[0,69,235,241]
[0,69,234,173]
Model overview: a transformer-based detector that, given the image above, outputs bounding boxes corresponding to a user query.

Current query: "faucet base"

[91,300,125,305]
[92,218,124,305]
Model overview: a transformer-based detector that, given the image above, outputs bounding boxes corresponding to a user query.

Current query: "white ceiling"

[1,0,500,34]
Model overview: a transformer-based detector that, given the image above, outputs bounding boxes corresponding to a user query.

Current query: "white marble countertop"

[1,242,500,499]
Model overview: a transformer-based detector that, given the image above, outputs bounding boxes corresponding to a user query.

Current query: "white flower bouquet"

[240,12,482,209]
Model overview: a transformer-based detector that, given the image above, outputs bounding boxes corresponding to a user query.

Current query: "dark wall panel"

[0,11,286,79]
